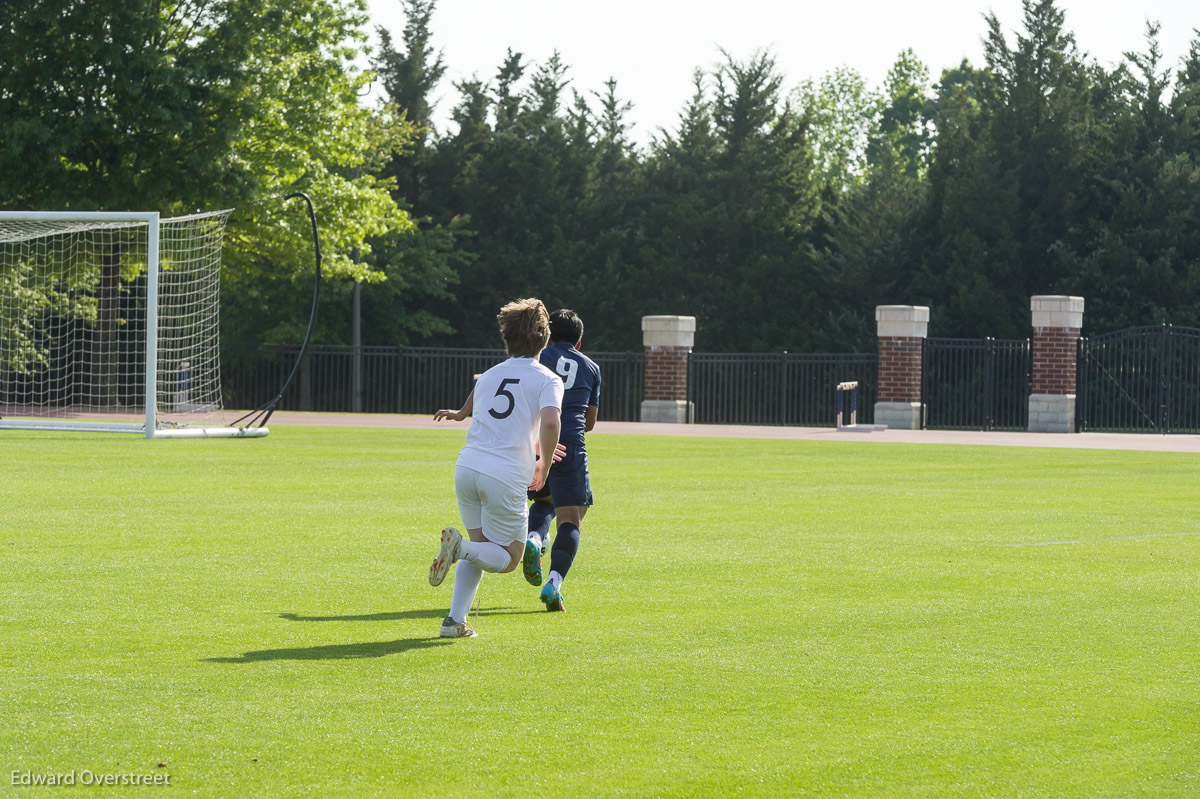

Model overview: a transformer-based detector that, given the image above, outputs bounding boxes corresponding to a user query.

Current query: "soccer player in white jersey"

[429,298,564,639]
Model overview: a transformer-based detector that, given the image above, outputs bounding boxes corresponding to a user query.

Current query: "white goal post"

[0,210,267,438]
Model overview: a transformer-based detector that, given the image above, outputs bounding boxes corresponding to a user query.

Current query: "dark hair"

[497,298,550,357]
[548,308,583,344]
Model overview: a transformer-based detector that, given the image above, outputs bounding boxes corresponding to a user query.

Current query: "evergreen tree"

[363,0,468,346]
[568,79,646,351]
[916,0,1121,337]
[638,53,820,351]
[1052,25,1200,330]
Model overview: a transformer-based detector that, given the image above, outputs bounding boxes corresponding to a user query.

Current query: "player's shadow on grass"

[205,637,452,663]
[279,608,540,622]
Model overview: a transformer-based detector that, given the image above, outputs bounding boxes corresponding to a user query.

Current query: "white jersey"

[457,357,563,489]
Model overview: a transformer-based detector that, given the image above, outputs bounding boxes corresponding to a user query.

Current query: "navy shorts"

[545,448,593,507]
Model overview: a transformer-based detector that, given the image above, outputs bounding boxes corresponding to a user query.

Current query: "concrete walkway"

[264,411,1200,454]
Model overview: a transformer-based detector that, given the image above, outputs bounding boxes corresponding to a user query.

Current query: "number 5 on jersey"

[489,378,520,419]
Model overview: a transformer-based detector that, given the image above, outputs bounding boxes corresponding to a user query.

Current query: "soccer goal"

[0,210,267,438]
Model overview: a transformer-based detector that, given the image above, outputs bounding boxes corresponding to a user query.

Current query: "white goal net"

[0,210,267,438]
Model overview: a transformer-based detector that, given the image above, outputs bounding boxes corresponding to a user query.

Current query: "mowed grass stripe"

[1,427,1197,797]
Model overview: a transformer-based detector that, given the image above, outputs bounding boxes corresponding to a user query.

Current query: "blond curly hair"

[496,298,550,357]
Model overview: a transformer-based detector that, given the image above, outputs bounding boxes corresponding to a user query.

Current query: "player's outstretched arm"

[433,390,474,422]
[530,406,561,491]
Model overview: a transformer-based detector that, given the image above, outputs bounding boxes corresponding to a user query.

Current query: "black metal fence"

[221,334,1200,434]
[581,351,644,422]
[224,345,877,428]
[921,337,1031,430]
[687,352,878,426]
[223,345,645,422]
[1077,325,1200,433]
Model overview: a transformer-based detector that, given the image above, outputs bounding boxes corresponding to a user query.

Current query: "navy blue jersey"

[540,342,601,451]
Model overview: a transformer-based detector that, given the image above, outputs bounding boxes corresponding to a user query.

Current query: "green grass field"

[2,425,1198,797]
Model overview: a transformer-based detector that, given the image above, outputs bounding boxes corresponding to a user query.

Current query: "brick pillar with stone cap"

[874,305,929,430]
[640,315,695,423]
[1028,295,1084,433]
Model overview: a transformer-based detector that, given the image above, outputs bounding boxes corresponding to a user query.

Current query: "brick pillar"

[1028,295,1084,433]
[640,315,695,423]
[873,305,929,430]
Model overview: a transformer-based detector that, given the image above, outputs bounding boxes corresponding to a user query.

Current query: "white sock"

[548,570,563,589]
[460,540,511,572]
[449,560,483,623]
[527,533,542,550]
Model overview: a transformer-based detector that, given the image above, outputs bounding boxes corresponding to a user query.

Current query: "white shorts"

[454,465,528,547]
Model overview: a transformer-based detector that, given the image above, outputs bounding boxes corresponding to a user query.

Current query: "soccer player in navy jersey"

[522,309,601,612]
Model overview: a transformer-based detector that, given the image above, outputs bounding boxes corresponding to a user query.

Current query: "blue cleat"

[539,581,565,612]
[522,539,543,586]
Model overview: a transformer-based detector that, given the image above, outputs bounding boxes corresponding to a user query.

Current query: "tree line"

[3,0,1198,355]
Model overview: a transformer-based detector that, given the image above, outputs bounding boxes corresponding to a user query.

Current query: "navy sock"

[549,522,580,580]
[528,501,556,541]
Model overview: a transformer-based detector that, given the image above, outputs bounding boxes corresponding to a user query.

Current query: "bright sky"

[365,0,1198,145]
